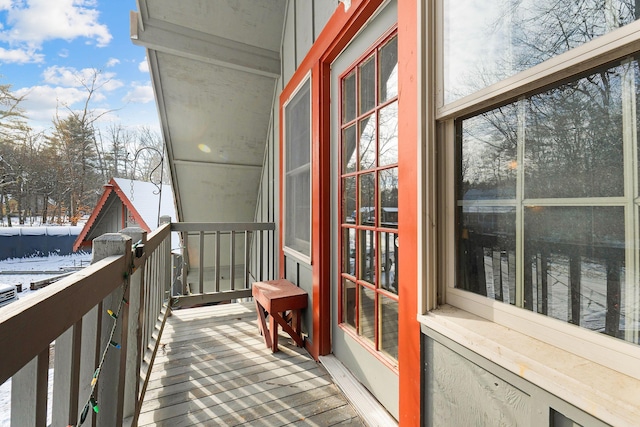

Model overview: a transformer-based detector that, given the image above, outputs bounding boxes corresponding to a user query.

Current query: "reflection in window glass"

[524,206,625,337]
[380,297,398,359]
[343,227,356,276]
[342,176,356,223]
[359,229,375,284]
[343,278,356,328]
[343,71,356,123]
[379,232,398,294]
[343,125,357,173]
[359,285,376,342]
[284,78,311,257]
[359,56,376,114]
[359,173,376,225]
[379,101,398,166]
[460,105,518,201]
[340,32,399,362]
[525,69,624,198]
[443,0,639,104]
[379,168,398,229]
[359,115,376,170]
[379,36,398,103]
[457,58,640,345]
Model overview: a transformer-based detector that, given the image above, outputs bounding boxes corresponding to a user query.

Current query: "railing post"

[91,233,132,427]
[119,227,147,422]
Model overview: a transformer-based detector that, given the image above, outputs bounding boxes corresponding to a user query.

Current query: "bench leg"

[270,313,278,352]
[255,300,272,349]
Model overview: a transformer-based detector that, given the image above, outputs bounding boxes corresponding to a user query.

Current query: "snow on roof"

[113,178,176,229]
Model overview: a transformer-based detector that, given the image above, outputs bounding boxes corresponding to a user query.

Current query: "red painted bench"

[252,279,308,352]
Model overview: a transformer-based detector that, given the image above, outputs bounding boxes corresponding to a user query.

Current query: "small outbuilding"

[73,177,177,252]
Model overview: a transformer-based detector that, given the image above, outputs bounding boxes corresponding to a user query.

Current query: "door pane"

[379,36,398,103]
[359,55,376,114]
[358,173,376,225]
[379,231,398,294]
[343,227,356,276]
[343,124,357,173]
[359,115,376,170]
[359,285,376,343]
[379,168,398,229]
[342,176,356,223]
[343,71,356,123]
[343,278,356,328]
[359,229,376,284]
[380,296,398,359]
[379,101,398,166]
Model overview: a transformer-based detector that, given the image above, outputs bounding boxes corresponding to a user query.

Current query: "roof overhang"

[131,0,286,222]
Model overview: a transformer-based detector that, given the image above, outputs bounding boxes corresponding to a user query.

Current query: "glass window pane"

[380,296,398,359]
[285,170,310,256]
[379,101,398,166]
[524,70,624,198]
[285,81,310,171]
[342,176,356,224]
[342,278,356,328]
[379,232,398,294]
[460,106,518,201]
[524,206,626,339]
[359,56,376,114]
[343,71,356,123]
[443,0,639,104]
[359,115,376,170]
[457,205,517,304]
[343,124,357,174]
[358,173,376,225]
[359,285,376,342]
[359,229,375,284]
[343,227,356,276]
[379,168,398,229]
[379,36,398,103]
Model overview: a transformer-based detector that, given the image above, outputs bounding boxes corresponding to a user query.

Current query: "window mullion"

[515,97,526,308]
[622,58,639,344]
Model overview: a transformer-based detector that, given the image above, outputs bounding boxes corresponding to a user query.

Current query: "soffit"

[133,0,285,222]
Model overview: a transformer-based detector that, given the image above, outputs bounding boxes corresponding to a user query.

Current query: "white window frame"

[425,7,640,381]
[283,74,313,264]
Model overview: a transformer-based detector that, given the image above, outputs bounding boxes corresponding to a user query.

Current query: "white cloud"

[0,0,112,64]
[123,82,154,104]
[42,66,123,92]
[0,45,42,63]
[58,48,69,58]
[138,59,149,73]
[105,57,120,68]
[14,85,89,122]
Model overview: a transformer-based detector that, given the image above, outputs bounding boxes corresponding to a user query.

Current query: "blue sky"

[0,0,158,133]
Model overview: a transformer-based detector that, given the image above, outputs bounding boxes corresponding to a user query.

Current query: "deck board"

[139,302,365,426]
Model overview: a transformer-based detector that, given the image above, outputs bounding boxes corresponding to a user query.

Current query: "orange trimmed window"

[339,32,399,361]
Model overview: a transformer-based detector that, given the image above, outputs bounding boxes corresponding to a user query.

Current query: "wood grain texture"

[138,302,364,426]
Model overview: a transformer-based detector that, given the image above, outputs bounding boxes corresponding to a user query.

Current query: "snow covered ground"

[0,252,92,426]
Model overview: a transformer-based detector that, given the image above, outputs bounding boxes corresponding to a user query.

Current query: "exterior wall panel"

[314,0,339,41]
[296,0,314,68]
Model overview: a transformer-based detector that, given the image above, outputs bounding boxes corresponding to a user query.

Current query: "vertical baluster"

[230,230,236,290]
[215,231,221,293]
[11,348,49,427]
[259,230,264,281]
[52,321,82,426]
[245,230,250,288]
[182,232,189,295]
[569,254,581,325]
[199,231,204,294]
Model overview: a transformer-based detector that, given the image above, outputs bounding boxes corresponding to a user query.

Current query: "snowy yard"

[0,252,92,426]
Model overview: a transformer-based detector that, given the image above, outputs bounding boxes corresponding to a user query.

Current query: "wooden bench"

[252,279,308,352]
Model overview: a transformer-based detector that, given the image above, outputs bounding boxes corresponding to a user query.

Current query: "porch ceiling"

[132,0,286,222]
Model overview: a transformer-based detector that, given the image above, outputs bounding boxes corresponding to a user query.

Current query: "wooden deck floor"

[138,302,365,426]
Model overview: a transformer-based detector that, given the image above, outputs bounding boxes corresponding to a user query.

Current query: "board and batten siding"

[254,0,341,346]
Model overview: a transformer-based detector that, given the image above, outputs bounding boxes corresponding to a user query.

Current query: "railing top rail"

[170,222,275,232]
[0,254,129,385]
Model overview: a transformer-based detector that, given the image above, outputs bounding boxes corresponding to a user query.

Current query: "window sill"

[418,305,640,427]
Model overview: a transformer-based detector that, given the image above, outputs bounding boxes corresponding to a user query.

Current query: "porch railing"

[0,221,275,426]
